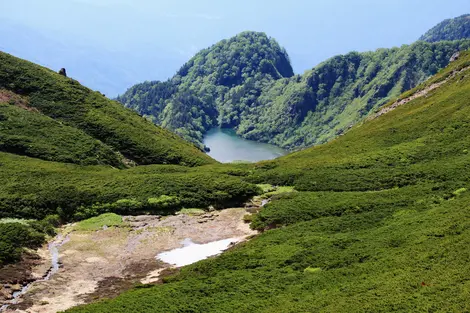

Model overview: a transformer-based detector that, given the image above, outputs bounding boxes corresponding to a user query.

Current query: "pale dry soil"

[7,208,255,313]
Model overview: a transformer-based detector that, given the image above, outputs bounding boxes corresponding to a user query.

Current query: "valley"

[2,208,256,313]
[1,10,470,313]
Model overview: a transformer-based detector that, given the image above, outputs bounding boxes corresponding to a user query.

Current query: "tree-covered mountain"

[235,40,470,148]
[0,51,214,167]
[118,31,293,148]
[420,14,470,42]
[119,21,470,150]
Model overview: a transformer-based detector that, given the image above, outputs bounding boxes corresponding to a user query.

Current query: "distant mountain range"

[118,14,470,150]
[0,20,184,97]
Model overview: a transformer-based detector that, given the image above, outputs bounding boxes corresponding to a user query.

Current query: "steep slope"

[69,52,470,313]
[118,31,293,148]
[0,52,214,166]
[420,14,470,42]
[120,20,470,150]
[0,90,123,166]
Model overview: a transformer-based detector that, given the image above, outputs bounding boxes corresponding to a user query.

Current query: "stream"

[0,234,70,311]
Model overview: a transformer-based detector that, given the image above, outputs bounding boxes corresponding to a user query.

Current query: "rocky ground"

[1,208,256,313]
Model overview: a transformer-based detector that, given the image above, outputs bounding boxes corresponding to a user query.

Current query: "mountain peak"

[420,13,470,42]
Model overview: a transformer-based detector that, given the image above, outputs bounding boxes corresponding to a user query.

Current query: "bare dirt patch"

[6,208,255,313]
[0,90,37,113]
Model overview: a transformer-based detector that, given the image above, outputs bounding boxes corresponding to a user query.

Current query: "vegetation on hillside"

[0,152,258,265]
[0,153,259,222]
[0,94,122,166]
[0,215,59,265]
[0,52,214,166]
[420,14,470,42]
[236,40,470,149]
[69,51,470,313]
[119,31,470,150]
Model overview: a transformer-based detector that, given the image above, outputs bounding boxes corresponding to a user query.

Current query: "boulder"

[450,52,460,62]
[10,284,22,292]
[0,287,13,300]
[58,68,67,77]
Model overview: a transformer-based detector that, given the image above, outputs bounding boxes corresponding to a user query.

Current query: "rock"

[203,145,211,153]
[450,52,460,62]
[207,205,216,212]
[0,287,13,300]
[58,68,67,77]
[10,284,22,292]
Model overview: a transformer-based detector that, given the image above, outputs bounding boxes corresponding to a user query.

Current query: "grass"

[177,209,206,215]
[74,213,125,231]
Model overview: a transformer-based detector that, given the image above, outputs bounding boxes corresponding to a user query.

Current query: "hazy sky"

[1,0,469,95]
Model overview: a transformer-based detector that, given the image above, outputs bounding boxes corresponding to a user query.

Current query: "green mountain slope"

[237,40,470,148]
[0,91,123,166]
[69,52,470,313]
[420,14,470,42]
[0,52,214,166]
[118,31,293,148]
[119,21,470,150]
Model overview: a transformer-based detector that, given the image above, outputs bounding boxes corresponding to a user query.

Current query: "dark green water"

[203,128,287,163]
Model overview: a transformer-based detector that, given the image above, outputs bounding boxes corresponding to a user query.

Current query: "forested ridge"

[118,16,470,150]
[420,14,470,43]
[118,31,293,148]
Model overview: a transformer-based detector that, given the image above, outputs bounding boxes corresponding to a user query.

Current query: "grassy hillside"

[0,51,214,166]
[0,92,123,166]
[69,52,470,312]
[0,51,253,266]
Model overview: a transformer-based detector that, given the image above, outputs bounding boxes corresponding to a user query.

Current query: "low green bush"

[0,222,45,265]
